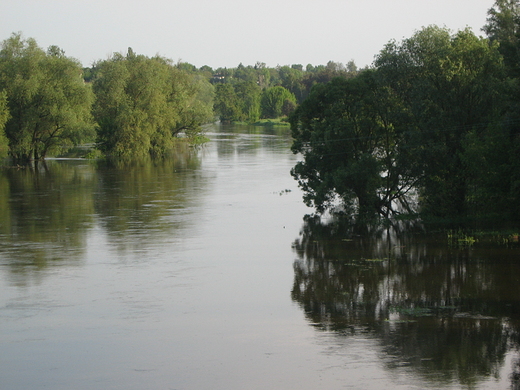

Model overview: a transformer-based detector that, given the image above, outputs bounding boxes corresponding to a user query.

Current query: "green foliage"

[292,25,518,226]
[235,80,262,123]
[92,49,214,158]
[278,65,305,102]
[0,33,94,163]
[374,26,507,223]
[290,72,418,220]
[261,86,296,119]
[483,0,520,76]
[0,90,9,159]
[213,80,261,123]
[214,83,241,122]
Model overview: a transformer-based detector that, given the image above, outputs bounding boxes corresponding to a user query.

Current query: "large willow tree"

[92,49,214,158]
[0,33,94,163]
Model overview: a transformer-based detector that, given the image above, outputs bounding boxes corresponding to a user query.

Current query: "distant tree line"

[212,61,358,123]
[291,0,520,226]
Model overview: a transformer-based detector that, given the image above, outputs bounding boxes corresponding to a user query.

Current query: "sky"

[1,0,496,69]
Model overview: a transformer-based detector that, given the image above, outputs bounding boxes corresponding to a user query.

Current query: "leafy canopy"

[0,33,94,162]
[92,49,214,158]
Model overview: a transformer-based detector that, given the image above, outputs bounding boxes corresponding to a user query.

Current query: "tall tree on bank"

[93,49,214,158]
[0,33,94,163]
[214,83,241,122]
[213,80,261,123]
[261,86,296,119]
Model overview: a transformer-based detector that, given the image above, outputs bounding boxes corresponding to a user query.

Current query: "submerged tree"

[292,26,513,226]
[374,26,507,223]
[0,33,94,163]
[93,49,214,158]
[290,72,419,221]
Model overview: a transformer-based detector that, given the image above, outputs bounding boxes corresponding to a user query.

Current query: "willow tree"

[261,86,296,119]
[0,33,94,162]
[93,49,214,158]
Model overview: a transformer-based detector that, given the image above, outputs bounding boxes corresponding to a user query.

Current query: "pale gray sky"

[0,0,495,69]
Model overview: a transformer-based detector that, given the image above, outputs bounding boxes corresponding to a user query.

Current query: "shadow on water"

[291,215,520,389]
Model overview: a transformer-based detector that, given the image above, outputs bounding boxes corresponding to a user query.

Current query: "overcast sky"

[0,0,495,69]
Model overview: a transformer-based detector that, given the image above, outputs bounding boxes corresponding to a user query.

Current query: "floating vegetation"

[447,229,477,248]
[447,229,520,248]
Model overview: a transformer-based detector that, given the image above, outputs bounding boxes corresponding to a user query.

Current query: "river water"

[1,123,519,390]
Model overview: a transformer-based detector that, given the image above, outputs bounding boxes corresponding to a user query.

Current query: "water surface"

[1,123,519,389]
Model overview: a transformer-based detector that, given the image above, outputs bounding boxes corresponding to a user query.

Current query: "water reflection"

[93,146,205,254]
[0,162,96,284]
[3,122,519,389]
[0,124,294,285]
[0,142,206,283]
[211,124,292,157]
[291,216,520,389]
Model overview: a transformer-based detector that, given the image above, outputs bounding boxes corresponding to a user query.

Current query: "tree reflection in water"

[291,215,520,389]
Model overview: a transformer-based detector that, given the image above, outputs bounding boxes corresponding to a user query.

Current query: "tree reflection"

[0,161,96,285]
[291,215,520,388]
[93,146,204,254]
[0,143,204,282]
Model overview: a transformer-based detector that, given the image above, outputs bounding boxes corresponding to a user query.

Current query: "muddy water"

[0,123,519,389]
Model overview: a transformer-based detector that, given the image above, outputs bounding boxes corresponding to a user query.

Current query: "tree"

[301,62,357,102]
[235,80,261,123]
[483,0,520,76]
[374,26,506,223]
[0,33,94,162]
[0,90,9,158]
[278,65,305,102]
[261,86,296,118]
[214,80,262,123]
[214,83,241,122]
[292,26,512,225]
[290,72,418,220]
[93,49,214,157]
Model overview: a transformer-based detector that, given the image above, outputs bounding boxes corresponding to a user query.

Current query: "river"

[1,123,519,389]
